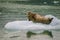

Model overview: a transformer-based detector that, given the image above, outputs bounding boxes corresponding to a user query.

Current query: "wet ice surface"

[4,15,60,31]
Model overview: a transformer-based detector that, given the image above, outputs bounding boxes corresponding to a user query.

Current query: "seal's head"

[27,12,36,21]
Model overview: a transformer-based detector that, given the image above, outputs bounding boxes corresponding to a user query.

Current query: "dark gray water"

[0,3,60,28]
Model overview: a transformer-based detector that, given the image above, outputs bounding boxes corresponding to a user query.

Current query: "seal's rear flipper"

[49,18,53,22]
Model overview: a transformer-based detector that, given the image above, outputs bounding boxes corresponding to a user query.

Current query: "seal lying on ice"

[27,12,53,24]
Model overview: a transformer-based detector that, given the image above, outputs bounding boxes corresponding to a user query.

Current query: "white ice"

[4,15,60,31]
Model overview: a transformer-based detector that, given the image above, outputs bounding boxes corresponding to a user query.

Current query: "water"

[0,2,60,40]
